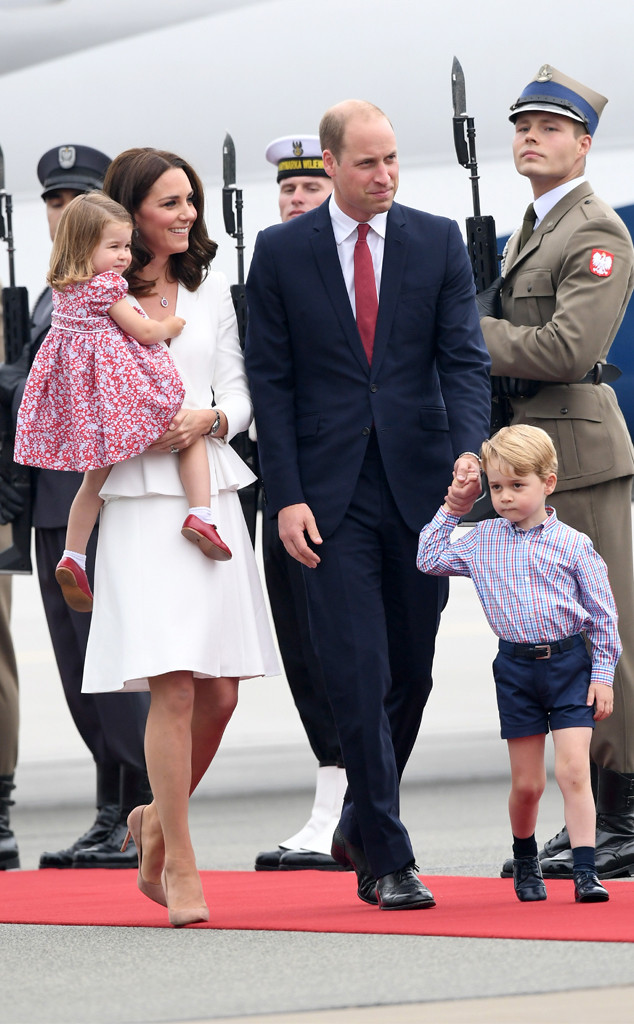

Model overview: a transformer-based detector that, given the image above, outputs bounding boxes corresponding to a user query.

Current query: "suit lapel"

[309,204,369,372]
[371,204,407,375]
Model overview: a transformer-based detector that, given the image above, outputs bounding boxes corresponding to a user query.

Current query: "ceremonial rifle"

[451,59,503,522]
[451,56,500,293]
[222,132,259,545]
[0,144,32,572]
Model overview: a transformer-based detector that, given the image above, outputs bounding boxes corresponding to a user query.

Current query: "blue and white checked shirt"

[417,506,621,687]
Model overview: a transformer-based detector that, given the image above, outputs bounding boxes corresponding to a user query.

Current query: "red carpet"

[1,870,633,940]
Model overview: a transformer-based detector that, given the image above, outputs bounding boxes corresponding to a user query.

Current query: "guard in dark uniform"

[0,145,152,868]
[254,137,347,872]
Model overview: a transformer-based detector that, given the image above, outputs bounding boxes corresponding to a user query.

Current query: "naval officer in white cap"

[254,135,344,873]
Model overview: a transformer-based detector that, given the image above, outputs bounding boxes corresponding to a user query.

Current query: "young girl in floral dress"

[15,192,231,612]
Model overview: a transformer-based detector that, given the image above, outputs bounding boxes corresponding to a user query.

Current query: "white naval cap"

[265,135,328,183]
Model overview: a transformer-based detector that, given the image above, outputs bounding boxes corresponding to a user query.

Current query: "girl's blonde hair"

[481,424,558,481]
[48,191,132,291]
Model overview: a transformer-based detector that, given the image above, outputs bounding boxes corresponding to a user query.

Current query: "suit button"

[560,407,568,415]
[370,384,378,393]
[362,426,371,436]
[526,285,532,292]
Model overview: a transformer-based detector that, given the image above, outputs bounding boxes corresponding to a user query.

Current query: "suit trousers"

[35,526,149,772]
[261,511,342,766]
[302,434,448,878]
[550,475,634,772]
[0,523,19,776]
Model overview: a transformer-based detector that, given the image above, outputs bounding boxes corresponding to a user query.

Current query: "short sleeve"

[89,271,129,314]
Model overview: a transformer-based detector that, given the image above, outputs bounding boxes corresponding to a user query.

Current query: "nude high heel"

[161,865,209,928]
[121,805,167,908]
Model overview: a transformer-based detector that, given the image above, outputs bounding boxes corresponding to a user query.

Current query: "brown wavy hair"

[103,148,217,297]
[47,191,132,291]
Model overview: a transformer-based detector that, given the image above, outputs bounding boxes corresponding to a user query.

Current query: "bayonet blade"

[222,132,236,189]
[451,56,467,117]
[0,145,5,192]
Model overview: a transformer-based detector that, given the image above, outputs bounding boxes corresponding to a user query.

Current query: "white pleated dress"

[82,272,279,693]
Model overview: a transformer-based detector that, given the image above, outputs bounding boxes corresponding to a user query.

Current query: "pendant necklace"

[160,296,169,308]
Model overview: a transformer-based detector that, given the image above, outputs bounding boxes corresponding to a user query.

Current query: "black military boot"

[39,803,120,868]
[73,765,152,869]
[39,762,120,869]
[0,774,20,870]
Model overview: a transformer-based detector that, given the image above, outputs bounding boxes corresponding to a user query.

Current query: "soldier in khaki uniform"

[480,65,634,879]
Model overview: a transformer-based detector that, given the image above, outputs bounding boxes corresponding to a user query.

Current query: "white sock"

[189,507,213,524]
[63,549,86,571]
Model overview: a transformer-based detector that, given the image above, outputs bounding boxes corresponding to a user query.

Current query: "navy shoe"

[574,869,609,903]
[513,855,547,902]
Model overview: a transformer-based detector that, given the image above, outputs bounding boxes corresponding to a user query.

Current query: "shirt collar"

[533,177,586,226]
[501,506,558,534]
[329,194,388,244]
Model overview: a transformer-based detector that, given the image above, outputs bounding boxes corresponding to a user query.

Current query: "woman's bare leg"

[144,670,202,913]
[140,675,238,898]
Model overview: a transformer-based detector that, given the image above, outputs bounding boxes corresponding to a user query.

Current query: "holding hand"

[444,456,482,516]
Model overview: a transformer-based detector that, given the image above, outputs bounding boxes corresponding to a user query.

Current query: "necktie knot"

[357,223,370,242]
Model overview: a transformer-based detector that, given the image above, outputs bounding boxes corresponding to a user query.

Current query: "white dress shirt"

[328,195,387,317]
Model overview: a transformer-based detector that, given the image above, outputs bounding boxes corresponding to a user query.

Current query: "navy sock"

[512,834,538,859]
[572,846,596,872]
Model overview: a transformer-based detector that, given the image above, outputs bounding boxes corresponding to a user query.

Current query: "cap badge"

[536,65,553,83]
[590,249,614,277]
[58,146,76,170]
[292,140,304,157]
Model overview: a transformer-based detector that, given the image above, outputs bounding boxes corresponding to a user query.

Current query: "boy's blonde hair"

[480,424,558,481]
[48,191,132,291]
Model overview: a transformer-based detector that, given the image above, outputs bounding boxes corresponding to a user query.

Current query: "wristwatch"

[209,410,221,435]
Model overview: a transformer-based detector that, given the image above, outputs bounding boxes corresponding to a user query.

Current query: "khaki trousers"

[551,476,634,772]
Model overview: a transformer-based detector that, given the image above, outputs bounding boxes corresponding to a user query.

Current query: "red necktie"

[354,223,378,364]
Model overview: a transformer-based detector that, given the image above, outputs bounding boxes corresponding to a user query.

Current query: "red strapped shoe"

[55,557,94,612]
[181,515,232,561]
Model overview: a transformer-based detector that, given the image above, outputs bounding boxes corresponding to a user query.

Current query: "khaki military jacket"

[482,180,634,491]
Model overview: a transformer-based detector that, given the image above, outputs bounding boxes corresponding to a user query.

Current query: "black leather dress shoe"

[376,866,436,910]
[331,825,378,904]
[72,820,138,868]
[500,825,570,878]
[278,849,346,871]
[39,804,120,869]
[254,848,285,871]
[574,869,609,902]
[513,856,547,901]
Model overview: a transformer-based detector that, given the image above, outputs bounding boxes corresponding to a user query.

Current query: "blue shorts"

[493,634,595,739]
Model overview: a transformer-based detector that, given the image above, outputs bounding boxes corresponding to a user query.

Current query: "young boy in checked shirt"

[417,424,620,904]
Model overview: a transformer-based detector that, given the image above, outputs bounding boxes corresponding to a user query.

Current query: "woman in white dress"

[82,148,278,927]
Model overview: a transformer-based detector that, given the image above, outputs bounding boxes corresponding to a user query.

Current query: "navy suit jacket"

[245,199,491,537]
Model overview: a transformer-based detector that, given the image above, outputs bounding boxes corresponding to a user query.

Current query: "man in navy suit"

[245,100,491,909]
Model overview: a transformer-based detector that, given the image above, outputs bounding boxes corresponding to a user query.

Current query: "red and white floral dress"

[14,271,185,471]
